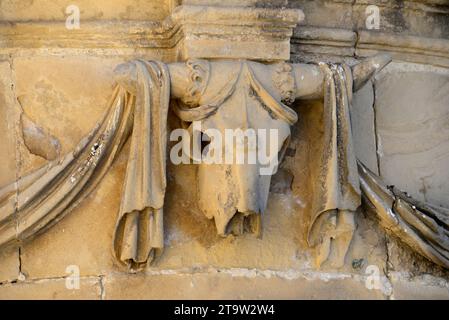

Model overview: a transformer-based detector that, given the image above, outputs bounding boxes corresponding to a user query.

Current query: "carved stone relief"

[0,4,449,296]
[0,53,406,271]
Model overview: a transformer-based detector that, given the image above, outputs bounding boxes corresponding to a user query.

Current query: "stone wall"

[0,0,448,299]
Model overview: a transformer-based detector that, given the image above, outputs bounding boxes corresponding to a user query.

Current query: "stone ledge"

[0,5,304,61]
[3,5,447,66]
[356,31,449,68]
[0,20,181,50]
[0,277,102,299]
[291,27,357,58]
[354,0,449,11]
[291,27,449,68]
[103,271,387,299]
[390,273,449,300]
[2,269,449,299]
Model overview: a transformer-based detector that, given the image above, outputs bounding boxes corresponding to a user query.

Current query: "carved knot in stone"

[182,59,211,107]
[273,62,296,106]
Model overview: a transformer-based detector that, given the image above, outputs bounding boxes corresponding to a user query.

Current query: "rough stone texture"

[285,99,388,275]
[183,0,288,7]
[13,56,120,168]
[19,150,128,279]
[351,81,378,174]
[353,0,449,39]
[0,277,101,300]
[290,1,449,68]
[158,162,312,270]
[0,61,20,283]
[289,0,354,30]
[386,233,449,279]
[364,62,449,283]
[375,69,449,208]
[0,245,19,283]
[11,56,128,279]
[290,0,449,39]
[347,210,388,275]
[0,0,169,21]
[0,61,18,188]
[103,272,386,299]
[390,273,449,300]
[0,0,448,299]
[172,5,302,61]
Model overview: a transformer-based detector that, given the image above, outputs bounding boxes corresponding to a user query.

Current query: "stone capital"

[170,5,304,61]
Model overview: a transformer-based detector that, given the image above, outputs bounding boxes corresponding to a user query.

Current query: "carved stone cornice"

[356,31,449,68]
[0,20,181,50]
[291,27,449,68]
[0,5,304,61]
[291,27,357,58]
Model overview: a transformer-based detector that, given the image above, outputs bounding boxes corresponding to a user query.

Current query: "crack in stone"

[0,274,102,286]
[372,80,382,176]
[383,229,394,299]
[6,55,23,282]
[18,247,23,280]
[99,275,105,300]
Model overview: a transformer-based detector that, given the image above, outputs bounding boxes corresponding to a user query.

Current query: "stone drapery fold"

[113,60,170,270]
[308,63,361,247]
[359,162,449,269]
[0,60,170,271]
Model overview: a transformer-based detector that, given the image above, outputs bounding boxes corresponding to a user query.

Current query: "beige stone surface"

[291,0,449,40]
[9,56,130,279]
[375,71,449,208]
[290,0,354,30]
[286,98,388,275]
[11,56,391,279]
[391,274,449,300]
[351,81,378,174]
[172,5,302,61]
[346,210,388,274]
[104,272,386,299]
[158,165,313,270]
[0,245,19,283]
[0,0,169,22]
[13,56,121,169]
[291,1,449,68]
[0,61,20,283]
[182,0,288,7]
[352,1,449,39]
[385,234,449,279]
[0,61,18,188]
[0,277,101,299]
[19,150,128,279]
[0,0,449,301]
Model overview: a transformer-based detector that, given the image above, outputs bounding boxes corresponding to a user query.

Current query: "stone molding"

[0,5,304,61]
[291,27,449,68]
[356,31,449,68]
[1,4,447,66]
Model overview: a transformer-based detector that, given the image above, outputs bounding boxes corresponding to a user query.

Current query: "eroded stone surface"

[0,0,448,301]
[390,273,449,300]
[0,277,101,300]
[0,245,19,283]
[375,71,449,208]
[20,149,128,279]
[0,61,20,283]
[12,56,127,279]
[13,56,122,171]
[104,272,386,299]
[0,0,169,21]
[351,81,378,174]
[0,61,18,187]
